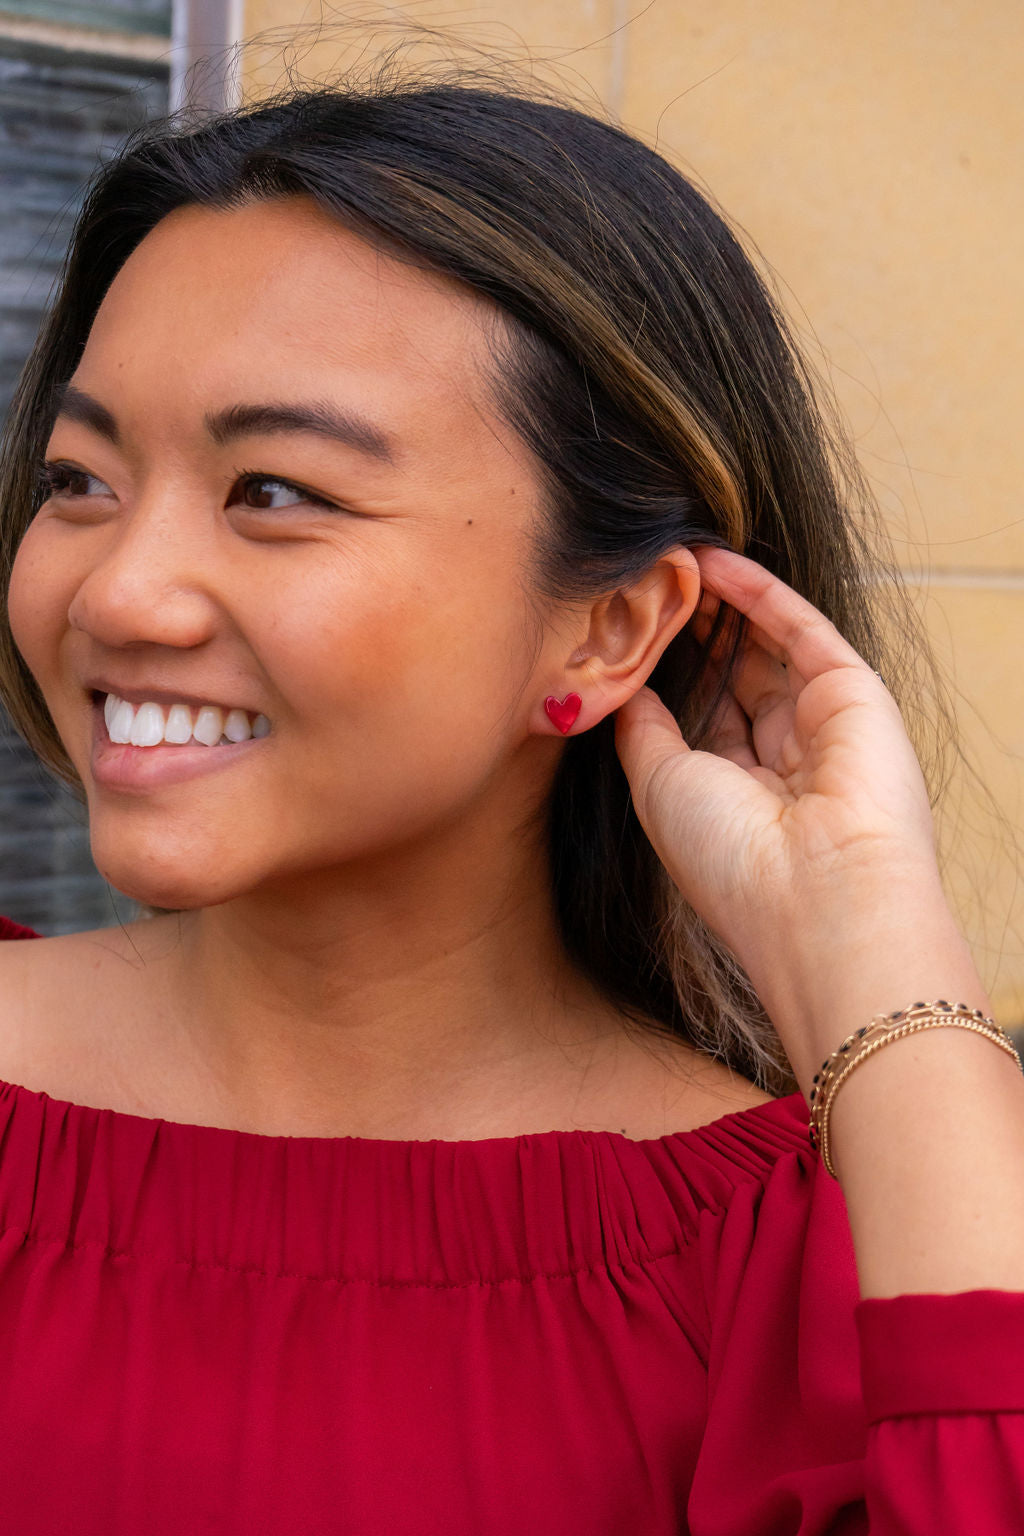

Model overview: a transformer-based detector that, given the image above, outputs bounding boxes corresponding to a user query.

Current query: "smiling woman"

[0,83,929,1098]
[0,69,1023,1536]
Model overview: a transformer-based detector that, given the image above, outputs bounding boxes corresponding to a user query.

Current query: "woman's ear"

[534,547,702,736]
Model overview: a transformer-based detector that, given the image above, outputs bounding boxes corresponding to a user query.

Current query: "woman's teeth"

[103,693,271,747]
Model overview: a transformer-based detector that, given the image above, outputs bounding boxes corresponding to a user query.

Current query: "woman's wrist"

[738,874,991,1096]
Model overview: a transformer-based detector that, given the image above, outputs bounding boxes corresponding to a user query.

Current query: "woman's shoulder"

[603,1026,778,1138]
[684,1061,776,1120]
[663,1059,778,1137]
[0,918,159,1107]
[0,919,66,1060]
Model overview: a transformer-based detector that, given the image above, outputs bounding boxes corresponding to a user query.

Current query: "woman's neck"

[111,833,638,1138]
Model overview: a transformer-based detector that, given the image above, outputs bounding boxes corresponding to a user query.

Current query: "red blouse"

[1,911,1023,1532]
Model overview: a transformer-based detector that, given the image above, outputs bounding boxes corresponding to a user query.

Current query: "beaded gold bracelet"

[808,1000,1024,1179]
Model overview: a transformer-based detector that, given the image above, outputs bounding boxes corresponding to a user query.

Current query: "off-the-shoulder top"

[1,912,1022,1532]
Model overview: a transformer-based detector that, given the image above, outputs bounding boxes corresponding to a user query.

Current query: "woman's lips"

[90,696,267,791]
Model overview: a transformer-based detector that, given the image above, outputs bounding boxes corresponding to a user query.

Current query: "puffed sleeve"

[855,1290,1024,1531]
[687,1130,1024,1534]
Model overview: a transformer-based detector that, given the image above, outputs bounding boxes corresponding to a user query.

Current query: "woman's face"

[8,197,573,910]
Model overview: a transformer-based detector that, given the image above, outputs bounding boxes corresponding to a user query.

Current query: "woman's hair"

[0,67,955,1096]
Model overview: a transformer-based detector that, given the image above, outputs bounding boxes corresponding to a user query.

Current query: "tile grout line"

[891,570,1024,591]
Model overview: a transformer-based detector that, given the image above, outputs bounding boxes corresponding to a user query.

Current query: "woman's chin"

[90,850,248,914]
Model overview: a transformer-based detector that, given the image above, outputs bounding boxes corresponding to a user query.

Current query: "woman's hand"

[614,546,977,1084]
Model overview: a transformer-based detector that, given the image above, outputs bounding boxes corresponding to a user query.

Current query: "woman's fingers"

[690,585,798,756]
[728,636,795,719]
[627,549,880,792]
[704,689,761,770]
[613,687,691,818]
[692,546,874,683]
[690,575,803,705]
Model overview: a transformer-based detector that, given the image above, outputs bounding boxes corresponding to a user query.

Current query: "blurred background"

[1,1,1021,1031]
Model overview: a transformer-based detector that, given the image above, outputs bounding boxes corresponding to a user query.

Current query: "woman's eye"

[232,472,337,512]
[34,462,339,514]
[36,461,112,501]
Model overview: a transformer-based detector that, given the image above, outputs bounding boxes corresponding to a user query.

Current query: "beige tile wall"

[237,1,1024,1023]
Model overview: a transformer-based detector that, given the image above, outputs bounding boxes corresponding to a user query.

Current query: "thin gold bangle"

[818,1018,1022,1178]
[808,1001,1006,1157]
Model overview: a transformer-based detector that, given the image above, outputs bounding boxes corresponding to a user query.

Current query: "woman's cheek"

[6,524,64,682]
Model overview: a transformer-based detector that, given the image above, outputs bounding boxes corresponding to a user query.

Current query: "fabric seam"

[0,1218,711,1291]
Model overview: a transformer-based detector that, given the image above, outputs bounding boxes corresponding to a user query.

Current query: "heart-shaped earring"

[544,692,582,735]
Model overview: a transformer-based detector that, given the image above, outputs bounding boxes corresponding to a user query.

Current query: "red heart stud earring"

[544,692,582,735]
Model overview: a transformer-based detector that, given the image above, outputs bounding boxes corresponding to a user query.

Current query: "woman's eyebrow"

[51,383,396,465]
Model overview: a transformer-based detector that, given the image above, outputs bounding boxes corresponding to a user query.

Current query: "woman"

[0,75,1022,1533]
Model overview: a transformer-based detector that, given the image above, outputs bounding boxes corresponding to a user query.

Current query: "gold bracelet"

[808,1001,1000,1149]
[808,1001,1023,1179]
[819,1018,1020,1177]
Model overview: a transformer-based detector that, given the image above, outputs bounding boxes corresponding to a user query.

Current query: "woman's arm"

[783,876,1024,1299]
[615,545,1024,1301]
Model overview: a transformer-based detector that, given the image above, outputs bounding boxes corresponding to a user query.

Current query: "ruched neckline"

[0,1075,812,1288]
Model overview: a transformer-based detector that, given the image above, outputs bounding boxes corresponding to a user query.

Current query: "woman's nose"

[66,497,221,651]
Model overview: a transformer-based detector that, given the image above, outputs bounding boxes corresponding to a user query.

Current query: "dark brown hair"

[0,72,954,1094]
